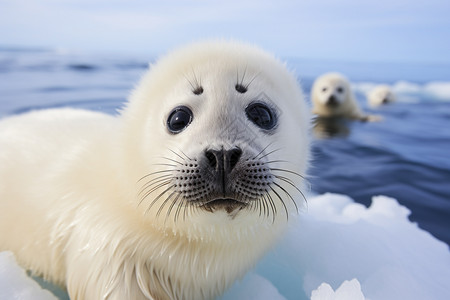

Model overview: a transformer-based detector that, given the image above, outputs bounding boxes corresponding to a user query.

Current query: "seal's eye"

[167,106,193,134]
[322,87,328,92]
[337,87,344,93]
[245,103,276,130]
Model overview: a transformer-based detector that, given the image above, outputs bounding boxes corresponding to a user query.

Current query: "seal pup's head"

[311,72,363,119]
[120,41,310,241]
[367,84,396,107]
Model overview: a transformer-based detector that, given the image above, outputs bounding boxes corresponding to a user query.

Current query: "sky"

[0,0,449,63]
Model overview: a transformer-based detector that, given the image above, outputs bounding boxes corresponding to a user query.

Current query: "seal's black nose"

[205,147,242,173]
[327,95,338,106]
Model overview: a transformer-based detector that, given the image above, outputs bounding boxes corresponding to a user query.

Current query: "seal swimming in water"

[311,72,380,121]
[0,41,310,300]
[367,84,396,107]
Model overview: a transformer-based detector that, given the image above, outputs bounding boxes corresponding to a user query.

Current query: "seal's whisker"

[173,194,186,224]
[272,182,299,214]
[138,169,175,182]
[184,73,196,91]
[178,149,193,161]
[158,191,179,221]
[168,149,188,163]
[274,175,307,204]
[236,65,247,87]
[269,186,289,221]
[138,175,173,197]
[274,174,295,185]
[259,198,264,218]
[152,163,178,168]
[143,184,174,214]
[141,179,172,198]
[269,193,278,224]
[245,72,260,89]
[142,173,173,185]
[184,68,202,92]
[171,194,182,223]
[261,195,269,219]
[240,65,247,86]
[139,180,172,207]
[265,193,277,224]
[252,142,275,160]
[191,67,201,89]
[160,156,184,165]
[151,186,176,217]
[259,196,265,218]
[249,197,258,216]
[165,193,182,224]
[182,199,189,222]
[236,69,239,87]
[270,168,307,180]
[258,148,282,160]
[264,160,288,165]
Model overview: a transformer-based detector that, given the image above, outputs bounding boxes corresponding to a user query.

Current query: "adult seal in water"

[0,40,310,300]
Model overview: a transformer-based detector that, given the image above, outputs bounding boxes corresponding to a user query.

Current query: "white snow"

[310,279,365,300]
[1,193,450,300]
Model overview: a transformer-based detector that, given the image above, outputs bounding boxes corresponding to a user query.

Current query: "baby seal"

[0,41,310,300]
[367,84,396,107]
[311,72,379,121]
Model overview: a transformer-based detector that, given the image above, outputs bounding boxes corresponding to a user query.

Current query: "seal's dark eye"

[322,87,328,92]
[337,87,344,93]
[245,103,276,130]
[167,106,193,134]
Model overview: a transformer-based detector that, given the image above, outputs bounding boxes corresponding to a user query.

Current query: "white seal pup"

[367,84,396,107]
[0,41,310,300]
[311,72,379,121]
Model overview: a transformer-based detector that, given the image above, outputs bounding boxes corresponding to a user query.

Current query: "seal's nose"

[205,147,242,173]
[327,95,338,106]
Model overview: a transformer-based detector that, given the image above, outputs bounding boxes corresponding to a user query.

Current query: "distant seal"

[367,84,396,107]
[311,72,380,121]
[0,41,310,300]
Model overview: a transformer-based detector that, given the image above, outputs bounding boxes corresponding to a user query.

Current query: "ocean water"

[0,47,450,299]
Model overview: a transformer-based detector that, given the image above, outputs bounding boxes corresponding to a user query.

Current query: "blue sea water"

[0,46,449,252]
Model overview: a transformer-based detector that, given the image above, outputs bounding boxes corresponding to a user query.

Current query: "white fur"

[367,84,396,107]
[0,41,310,299]
[311,72,379,121]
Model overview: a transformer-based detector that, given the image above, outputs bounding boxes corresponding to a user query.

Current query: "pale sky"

[1,0,449,63]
